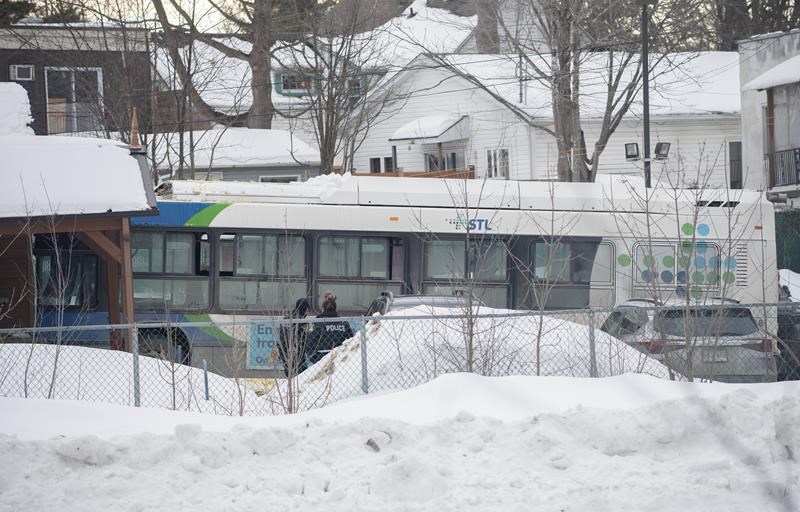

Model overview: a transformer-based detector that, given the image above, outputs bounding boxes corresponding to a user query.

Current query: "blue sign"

[248,321,282,370]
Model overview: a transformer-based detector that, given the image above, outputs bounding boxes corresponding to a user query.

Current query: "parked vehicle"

[777,293,800,380]
[600,300,778,383]
[365,291,484,316]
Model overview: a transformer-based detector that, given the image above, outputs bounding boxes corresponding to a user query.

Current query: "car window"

[655,307,759,337]
[601,308,649,338]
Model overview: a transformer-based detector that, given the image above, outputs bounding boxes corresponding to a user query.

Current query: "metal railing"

[1,303,798,416]
[766,147,800,187]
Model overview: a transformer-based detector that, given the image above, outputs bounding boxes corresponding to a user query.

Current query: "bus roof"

[156,174,766,214]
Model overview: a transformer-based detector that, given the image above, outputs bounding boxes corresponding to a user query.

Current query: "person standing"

[278,298,311,376]
[305,291,354,365]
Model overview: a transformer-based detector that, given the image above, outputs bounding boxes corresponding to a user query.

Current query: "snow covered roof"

[153,127,320,172]
[410,52,741,119]
[389,114,469,141]
[742,54,800,91]
[0,83,33,135]
[154,0,474,114]
[0,135,155,220]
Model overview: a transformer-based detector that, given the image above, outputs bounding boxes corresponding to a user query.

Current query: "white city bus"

[37,174,776,373]
[137,174,777,314]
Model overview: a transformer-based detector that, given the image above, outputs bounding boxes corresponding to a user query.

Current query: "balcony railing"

[766,147,800,188]
[354,169,476,179]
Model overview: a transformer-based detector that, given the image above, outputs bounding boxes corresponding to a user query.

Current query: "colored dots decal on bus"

[614,221,739,298]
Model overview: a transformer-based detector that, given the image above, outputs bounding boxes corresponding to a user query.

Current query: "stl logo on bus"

[447,214,493,231]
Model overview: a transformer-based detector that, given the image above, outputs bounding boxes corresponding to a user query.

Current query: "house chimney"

[129,107,144,154]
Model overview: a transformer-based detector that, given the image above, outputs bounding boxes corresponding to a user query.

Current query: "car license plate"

[701,348,727,363]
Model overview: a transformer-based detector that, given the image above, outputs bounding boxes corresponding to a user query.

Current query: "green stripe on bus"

[185,203,230,227]
[185,313,236,342]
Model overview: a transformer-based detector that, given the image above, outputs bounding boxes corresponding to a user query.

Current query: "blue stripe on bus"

[131,201,215,227]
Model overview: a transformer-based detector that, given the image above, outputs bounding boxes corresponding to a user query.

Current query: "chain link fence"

[1,303,799,416]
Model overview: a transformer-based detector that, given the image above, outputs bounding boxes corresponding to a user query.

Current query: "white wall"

[531,117,743,188]
[357,64,742,188]
[352,67,530,180]
[739,31,800,190]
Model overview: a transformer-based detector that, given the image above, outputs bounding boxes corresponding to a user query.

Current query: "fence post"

[203,359,209,400]
[588,309,598,378]
[360,325,369,394]
[131,325,141,407]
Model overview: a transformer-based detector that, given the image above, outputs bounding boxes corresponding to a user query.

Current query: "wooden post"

[766,88,776,188]
[106,256,121,350]
[120,218,135,352]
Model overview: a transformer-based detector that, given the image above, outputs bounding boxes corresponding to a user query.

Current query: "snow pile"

[271,306,671,412]
[0,82,33,135]
[780,269,800,302]
[0,344,265,415]
[0,374,798,511]
[162,172,356,203]
[153,127,320,171]
[743,54,800,91]
[0,135,152,218]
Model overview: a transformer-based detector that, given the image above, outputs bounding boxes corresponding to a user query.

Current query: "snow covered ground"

[1,374,798,511]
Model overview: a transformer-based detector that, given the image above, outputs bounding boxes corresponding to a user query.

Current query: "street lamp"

[641,0,657,188]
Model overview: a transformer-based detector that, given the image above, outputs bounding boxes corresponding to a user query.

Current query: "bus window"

[219,234,235,275]
[424,239,465,280]
[532,242,570,282]
[319,237,360,277]
[469,241,507,281]
[198,234,210,275]
[317,236,399,312]
[319,236,389,279]
[36,253,98,308]
[234,234,305,276]
[218,233,307,312]
[132,232,196,275]
[131,231,210,311]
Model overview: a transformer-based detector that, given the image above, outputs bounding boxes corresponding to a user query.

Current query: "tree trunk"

[475,0,499,53]
[248,0,274,129]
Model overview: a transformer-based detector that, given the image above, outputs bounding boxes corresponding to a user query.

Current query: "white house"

[153,0,476,149]
[152,127,320,182]
[739,30,800,203]
[352,52,744,188]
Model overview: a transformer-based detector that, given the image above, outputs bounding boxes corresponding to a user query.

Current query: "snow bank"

[0,135,152,218]
[780,268,800,302]
[0,82,33,135]
[1,374,798,511]
[0,344,265,415]
[271,306,671,412]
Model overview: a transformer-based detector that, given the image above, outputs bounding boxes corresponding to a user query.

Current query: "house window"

[10,64,34,81]
[383,157,394,172]
[487,149,509,179]
[348,76,367,98]
[45,67,103,134]
[278,72,313,95]
[729,141,742,189]
[369,158,381,173]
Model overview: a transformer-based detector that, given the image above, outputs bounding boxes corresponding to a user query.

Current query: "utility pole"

[641,0,656,188]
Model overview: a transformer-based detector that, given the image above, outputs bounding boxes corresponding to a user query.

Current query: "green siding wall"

[776,210,800,272]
